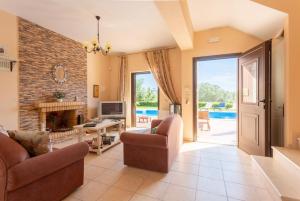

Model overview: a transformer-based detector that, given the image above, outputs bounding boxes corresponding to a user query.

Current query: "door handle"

[259,99,266,103]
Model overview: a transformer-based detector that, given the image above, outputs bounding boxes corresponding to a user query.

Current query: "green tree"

[136,78,145,102]
[197,82,235,102]
[144,88,157,102]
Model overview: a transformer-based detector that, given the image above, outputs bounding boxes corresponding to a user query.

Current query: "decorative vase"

[57,98,63,102]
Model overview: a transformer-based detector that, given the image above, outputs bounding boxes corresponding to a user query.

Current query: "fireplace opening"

[46,110,76,132]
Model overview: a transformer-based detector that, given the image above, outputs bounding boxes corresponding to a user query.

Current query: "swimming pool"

[209,111,237,119]
[136,109,158,117]
[136,110,236,119]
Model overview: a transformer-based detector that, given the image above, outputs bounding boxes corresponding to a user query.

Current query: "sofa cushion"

[0,133,30,168]
[156,115,174,136]
[8,130,49,157]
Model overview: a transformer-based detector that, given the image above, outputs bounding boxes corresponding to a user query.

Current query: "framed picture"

[93,85,99,98]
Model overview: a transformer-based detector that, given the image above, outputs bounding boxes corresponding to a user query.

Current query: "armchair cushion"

[7,142,89,191]
[8,130,49,156]
[151,119,163,129]
[121,132,167,149]
[156,116,173,136]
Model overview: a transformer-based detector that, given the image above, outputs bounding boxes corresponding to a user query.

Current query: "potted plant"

[53,91,65,102]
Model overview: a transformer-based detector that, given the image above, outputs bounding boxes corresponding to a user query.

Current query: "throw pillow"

[8,130,50,156]
[151,126,158,134]
[0,125,9,136]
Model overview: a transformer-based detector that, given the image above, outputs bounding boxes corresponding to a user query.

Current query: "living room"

[1,1,300,201]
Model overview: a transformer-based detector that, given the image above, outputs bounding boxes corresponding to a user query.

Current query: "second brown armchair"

[120,114,183,173]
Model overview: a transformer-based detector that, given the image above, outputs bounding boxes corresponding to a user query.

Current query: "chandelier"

[83,16,111,55]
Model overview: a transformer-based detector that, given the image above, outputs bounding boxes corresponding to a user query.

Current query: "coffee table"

[74,119,125,155]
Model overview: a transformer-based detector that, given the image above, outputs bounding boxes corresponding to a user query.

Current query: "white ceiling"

[0,0,176,53]
[188,0,287,40]
[0,0,287,53]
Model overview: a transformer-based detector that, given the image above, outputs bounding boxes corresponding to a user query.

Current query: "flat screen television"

[98,101,126,118]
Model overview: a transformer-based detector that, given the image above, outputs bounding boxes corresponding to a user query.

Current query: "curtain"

[118,55,127,101]
[145,49,180,104]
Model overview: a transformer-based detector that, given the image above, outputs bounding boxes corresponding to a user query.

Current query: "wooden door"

[238,41,272,156]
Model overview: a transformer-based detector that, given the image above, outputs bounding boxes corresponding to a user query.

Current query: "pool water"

[136,110,237,119]
[136,109,158,117]
[208,111,237,119]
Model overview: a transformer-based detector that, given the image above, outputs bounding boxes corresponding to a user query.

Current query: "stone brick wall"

[18,18,87,130]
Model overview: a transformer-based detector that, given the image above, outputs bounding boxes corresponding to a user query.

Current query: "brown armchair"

[120,115,183,172]
[0,133,89,201]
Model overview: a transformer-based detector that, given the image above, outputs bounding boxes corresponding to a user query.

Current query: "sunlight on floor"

[64,142,274,201]
[197,119,237,146]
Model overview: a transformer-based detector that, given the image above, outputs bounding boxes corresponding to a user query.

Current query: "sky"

[136,73,157,90]
[197,58,237,92]
[135,57,237,92]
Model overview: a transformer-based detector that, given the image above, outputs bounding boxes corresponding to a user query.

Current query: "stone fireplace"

[18,18,87,131]
[36,102,85,141]
[46,110,76,132]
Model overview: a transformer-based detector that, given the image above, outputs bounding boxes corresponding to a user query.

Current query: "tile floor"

[64,142,274,201]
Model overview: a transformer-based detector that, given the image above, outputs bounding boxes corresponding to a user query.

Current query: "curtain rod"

[114,46,178,57]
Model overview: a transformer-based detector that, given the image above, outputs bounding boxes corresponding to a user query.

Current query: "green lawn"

[136,106,158,110]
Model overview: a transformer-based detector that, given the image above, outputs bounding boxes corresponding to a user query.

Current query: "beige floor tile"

[198,166,223,180]
[110,161,126,171]
[171,161,199,175]
[88,157,119,169]
[85,154,98,163]
[84,165,106,180]
[197,177,226,196]
[71,181,109,201]
[129,194,160,201]
[223,170,265,188]
[225,182,259,201]
[147,171,172,183]
[101,149,123,161]
[114,174,144,192]
[221,161,255,175]
[228,198,242,201]
[93,169,123,185]
[68,143,272,201]
[137,179,169,199]
[199,158,222,169]
[196,190,227,201]
[162,184,196,201]
[98,187,134,201]
[120,166,151,178]
[200,152,221,160]
[175,154,200,165]
[169,171,198,189]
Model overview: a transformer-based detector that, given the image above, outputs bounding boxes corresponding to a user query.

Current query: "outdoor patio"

[197,118,237,146]
[135,115,158,128]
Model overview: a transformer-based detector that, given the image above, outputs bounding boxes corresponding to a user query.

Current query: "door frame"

[131,71,160,127]
[192,53,241,142]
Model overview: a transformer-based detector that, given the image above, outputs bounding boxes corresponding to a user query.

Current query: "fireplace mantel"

[36,102,85,131]
[36,101,85,112]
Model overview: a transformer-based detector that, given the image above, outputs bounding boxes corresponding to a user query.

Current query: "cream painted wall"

[0,10,19,129]
[181,27,262,141]
[254,0,300,148]
[87,53,111,119]
[109,48,181,127]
